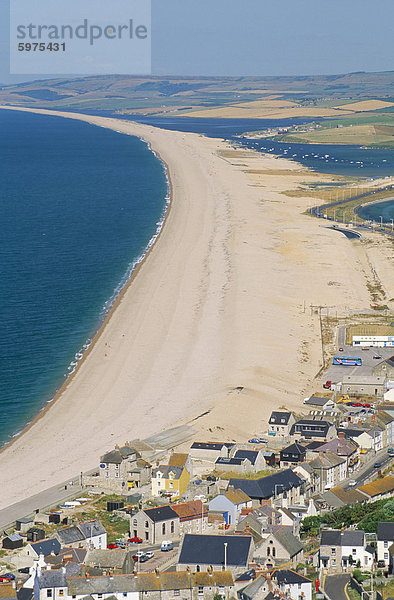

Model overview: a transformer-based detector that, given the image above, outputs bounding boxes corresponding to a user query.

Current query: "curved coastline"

[355,195,394,222]
[0,111,173,454]
[0,105,379,511]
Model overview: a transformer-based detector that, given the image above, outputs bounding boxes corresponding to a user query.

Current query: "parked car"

[363,403,371,408]
[18,567,30,574]
[377,560,386,568]
[373,355,382,360]
[248,438,260,443]
[128,537,143,544]
[374,462,382,469]
[348,480,357,487]
[139,554,150,563]
[144,551,154,559]
[323,380,332,389]
[338,347,344,352]
[0,574,14,582]
[206,475,217,482]
[107,543,119,549]
[258,438,268,443]
[362,347,370,350]
[161,540,174,552]
[388,448,394,455]
[351,402,363,407]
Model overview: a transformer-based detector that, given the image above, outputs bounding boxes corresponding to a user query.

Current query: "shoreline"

[0,105,381,510]
[0,109,173,455]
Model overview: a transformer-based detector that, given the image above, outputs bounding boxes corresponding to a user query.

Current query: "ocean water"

[358,198,394,223]
[0,110,168,446]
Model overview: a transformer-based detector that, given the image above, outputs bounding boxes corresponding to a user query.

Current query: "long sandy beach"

[0,106,385,510]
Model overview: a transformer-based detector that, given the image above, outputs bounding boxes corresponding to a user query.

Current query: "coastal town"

[1,323,394,600]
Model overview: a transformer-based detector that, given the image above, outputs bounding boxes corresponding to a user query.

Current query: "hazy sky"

[1,0,393,84]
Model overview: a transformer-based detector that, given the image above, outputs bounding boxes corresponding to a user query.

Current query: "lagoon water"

[0,110,168,445]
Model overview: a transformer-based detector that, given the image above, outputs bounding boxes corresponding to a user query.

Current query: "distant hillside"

[0,71,393,115]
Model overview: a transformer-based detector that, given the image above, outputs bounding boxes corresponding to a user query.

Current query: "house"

[21,537,61,563]
[376,411,394,447]
[308,452,347,490]
[168,453,193,477]
[65,571,234,600]
[337,425,383,453]
[254,526,304,568]
[233,450,270,471]
[319,529,374,572]
[373,355,394,378]
[151,465,190,500]
[130,505,180,544]
[56,520,107,549]
[377,522,394,568]
[34,569,68,600]
[293,462,320,497]
[341,375,386,398]
[228,470,304,505]
[189,442,235,462]
[2,533,23,549]
[84,549,135,574]
[97,444,152,492]
[308,436,359,473]
[16,517,35,533]
[359,476,394,502]
[236,514,263,543]
[177,533,254,575]
[304,396,336,411]
[279,443,306,468]
[171,500,208,535]
[209,488,252,525]
[268,412,295,438]
[290,419,336,442]
[237,573,270,600]
[215,456,253,473]
[45,547,87,569]
[270,569,312,600]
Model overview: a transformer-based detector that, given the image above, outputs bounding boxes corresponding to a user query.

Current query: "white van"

[161,540,174,552]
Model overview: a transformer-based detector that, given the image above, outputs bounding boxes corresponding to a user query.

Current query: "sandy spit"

[0,107,373,509]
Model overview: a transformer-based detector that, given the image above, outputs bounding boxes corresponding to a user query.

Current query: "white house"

[320,529,374,573]
[377,522,394,568]
[271,569,312,600]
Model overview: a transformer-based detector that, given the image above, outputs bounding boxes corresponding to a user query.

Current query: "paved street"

[342,448,393,490]
[324,573,351,600]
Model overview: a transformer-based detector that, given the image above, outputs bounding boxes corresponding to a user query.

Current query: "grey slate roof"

[228,469,303,500]
[216,457,245,466]
[17,589,33,600]
[377,522,394,541]
[304,397,332,407]
[271,569,311,584]
[67,575,139,595]
[290,419,332,437]
[85,549,127,568]
[153,465,183,480]
[234,450,258,465]
[269,412,292,425]
[7,533,23,542]
[321,529,365,547]
[238,575,266,600]
[31,537,61,556]
[273,528,303,558]
[78,520,106,539]
[57,526,85,544]
[178,534,252,567]
[191,442,234,450]
[144,505,179,523]
[38,570,67,588]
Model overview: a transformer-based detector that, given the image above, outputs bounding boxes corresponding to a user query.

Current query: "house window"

[174,591,180,597]
[115,472,119,477]
[133,519,137,526]
[171,521,175,534]
[47,591,52,598]
[384,553,389,560]
[162,523,166,534]
[115,464,119,469]
[332,559,336,566]
[384,541,389,548]
[198,587,204,595]
[331,548,336,555]
[123,594,128,597]
[267,547,270,556]
[272,547,276,557]
[145,521,149,528]
[196,566,200,572]
[219,587,224,594]
[352,549,356,555]
[59,592,64,597]
[157,481,161,487]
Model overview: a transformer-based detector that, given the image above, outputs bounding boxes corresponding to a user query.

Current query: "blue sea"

[0,109,393,447]
[0,109,168,445]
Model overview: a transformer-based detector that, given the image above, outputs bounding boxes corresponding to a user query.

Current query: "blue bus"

[333,356,362,366]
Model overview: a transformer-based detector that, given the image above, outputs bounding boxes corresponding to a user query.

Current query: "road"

[324,573,351,600]
[342,448,393,490]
